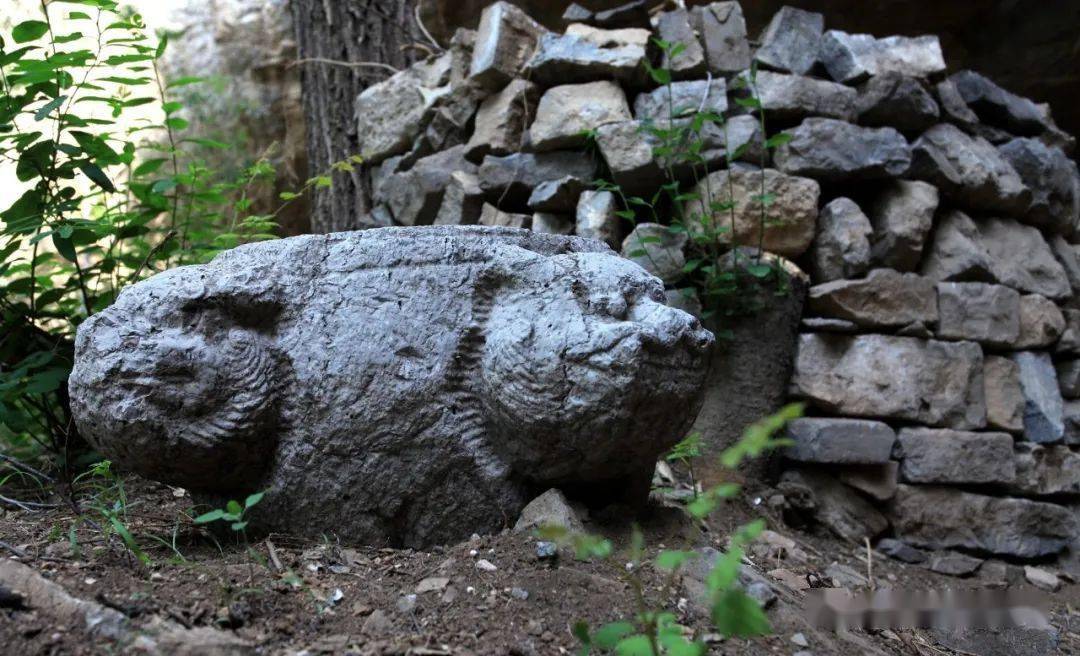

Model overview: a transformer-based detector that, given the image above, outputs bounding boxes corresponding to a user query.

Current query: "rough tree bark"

[291,0,429,233]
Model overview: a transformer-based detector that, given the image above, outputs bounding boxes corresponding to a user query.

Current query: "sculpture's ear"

[176,284,286,333]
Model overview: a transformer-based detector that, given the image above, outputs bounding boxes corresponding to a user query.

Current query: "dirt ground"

[1,475,1079,655]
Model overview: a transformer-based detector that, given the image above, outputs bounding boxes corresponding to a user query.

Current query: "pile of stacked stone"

[352,0,1080,569]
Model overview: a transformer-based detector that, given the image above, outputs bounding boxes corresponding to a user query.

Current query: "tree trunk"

[291,0,427,233]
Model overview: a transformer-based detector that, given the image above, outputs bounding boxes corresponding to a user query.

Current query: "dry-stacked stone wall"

[352,1,1080,568]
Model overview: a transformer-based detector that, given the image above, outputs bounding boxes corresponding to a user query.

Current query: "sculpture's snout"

[634,299,714,355]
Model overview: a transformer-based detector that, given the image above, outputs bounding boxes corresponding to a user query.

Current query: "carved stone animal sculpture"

[69,226,713,546]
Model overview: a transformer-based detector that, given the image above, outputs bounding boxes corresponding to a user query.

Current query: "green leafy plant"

[71,459,149,565]
[194,491,265,542]
[664,432,703,500]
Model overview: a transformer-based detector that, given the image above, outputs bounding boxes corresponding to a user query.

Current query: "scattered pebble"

[791,632,809,647]
[475,559,497,572]
[535,541,558,560]
[416,577,450,593]
[396,594,417,613]
[1024,565,1062,592]
[510,587,529,600]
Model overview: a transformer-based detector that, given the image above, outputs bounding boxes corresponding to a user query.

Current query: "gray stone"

[739,70,857,122]
[434,170,485,226]
[935,282,1021,348]
[529,81,631,151]
[576,190,621,250]
[920,210,996,283]
[1049,234,1080,297]
[655,9,707,79]
[896,427,1016,484]
[876,538,927,564]
[69,226,713,547]
[594,121,661,196]
[400,79,487,168]
[856,73,940,133]
[469,1,548,90]
[809,198,872,283]
[927,551,984,577]
[477,151,595,207]
[783,418,895,464]
[773,118,911,182]
[935,78,983,132]
[1056,359,1080,398]
[985,355,1025,432]
[978,217,1071,300]
[465,78,540,161]
[819,31,945,84]
[809,269,938,329]
[934,626,1059,656]
[697,114,765,167]
[891,485,1074,558]
[948,70,1052,137]
[690,2,751,75]
[683,549,778,618]
[1065,400,1080,445]
[909,123,1031,216]
[791,334,986,430]
[868,180,940,271]
[1011,351,1066,444]
[1011,443,1080,496]
[620,223,687,285]
[527,176,587,213]
[513,488,585,533]
[479,203,531,229]
[685,168,820,258]
[592,0,650,29]
[525,24,649,86]
[754,6,823,75]
[633,79,727,128]
[999,137,1080,236]
[778,469,888,543]
[838,462,899,501]
[800,317,858,333]
[1024,565,1061,592]
[1016,294,1065,349]
[376,146,476,226]
[531,212,573,235]
[561,3,592,25]
[1057,309,1080,356]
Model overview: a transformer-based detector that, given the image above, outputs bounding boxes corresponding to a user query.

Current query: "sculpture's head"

[69,266,284,491]
[481,251,714,483]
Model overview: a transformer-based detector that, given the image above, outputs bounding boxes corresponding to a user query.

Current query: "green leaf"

[230,521,247,531]
[244,491,264,509]
[13,21,49,44]
[79,162,116,192]
[764,132,793,148]
[593,622,635,649]
[52,233,77,262]
[746,264,773,279]
[132,158,167,177]
[226,500,243,515]
[656,550,693,571]
[155,34,168,59]
[193,509,226,524]
[614,635,654,656]
[166,75,205,89]
[34,96,67,121]
[711,589,771,638]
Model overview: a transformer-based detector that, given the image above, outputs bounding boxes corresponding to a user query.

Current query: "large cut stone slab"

[465,79,540,161]
[773,118,911,182]
[1057,309,1080,356]
[779,469,888,543]
[469,1,548,90]
[808,269,937,329]
[530,81,631,151]
[633,79,728,128]
[985,355,1024,432]
[977,218,1071,300]
[477,151,595,207]
[920,210,996,283]
[891,485,1074,558]
[525,24,649,86]
[1057,359,1080,399]
[594,121,661,196]
[1011,444,1080,496]
[819,31,945,84]
[809,198,872,283]
[576,190,621,249]
[1011,351,1066,444]
[738,70,856,122]
[869,180,939,271]
[434,171,485,226]
[896,428,1016,484]
[690,2,751,75]
[856,73,940,134]
[783,418,895,464]
[621,223,686,284]
[791,333,986,429]
[998,137,1080,236]
[1016,294,1065,349]
[374,146,476,226]
[754,6,823,75]
[69,226,714,547]
[909,123,1031,216]
[1049,234,1080,297]
[935,282,1021,348]
[654,9,706,79]
[947,70,1053,138]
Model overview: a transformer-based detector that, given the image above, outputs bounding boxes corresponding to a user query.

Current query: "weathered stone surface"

[791,334,986,430]
[809,198,871,283]
[998,137,1080,236]
[800,317,858,333]
[576,190,621,250]
[434,170,485,226]
[856,73,940,133]
[773,118,911,182]
[809,269,937,329]
[400,79,487,168]
[697,114,765,167]
[531,212,573,235]
[876,538,926,564]
[685,168,819,258]
[978,218,1071,300]
[1049,234,1080,297]
[948,70,1051,137]
[478,203,531,229]
[560,3,592,25]
[70,226,714,547]
[664,289,702,319]
[779,469,888,543]
[477,151,595,207]
[529,81,631,151]
[594,121,660,196]
[1011,351,1066,444]
[592,0,650,29]
[1057,360,1080,398]
[927,551,983,577]
[465,78,539,161]
[985,355,1025,432]
[1057,309,1080,356]
[527,175,587,213]
[819,31,946,84]
[469,1,548,90]
[868,180,939,271]
[935,78,983,132]
[896,428,1016,484]
[1016,294,1065,349]
[920,210,996,283]
[513,488,584,533]
[690,2,752,75]
[633,79,727,128]
[525,24,648,86]
[783,418,895,465]
[909,123,1031,216]
[1011,444,1080,496]
[891,484,1074,558]
[655,9,706,79]
[620,223,686,285]
[1066,400,1080,446]
[754,6,823,75]
[375,146,477,226]
[933,626,1060,656]
[740,70,856,122]
[935,282,1021,347]
[838,462,899,501]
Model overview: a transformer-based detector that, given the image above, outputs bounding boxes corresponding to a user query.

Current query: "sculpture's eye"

[590,292,627,319]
